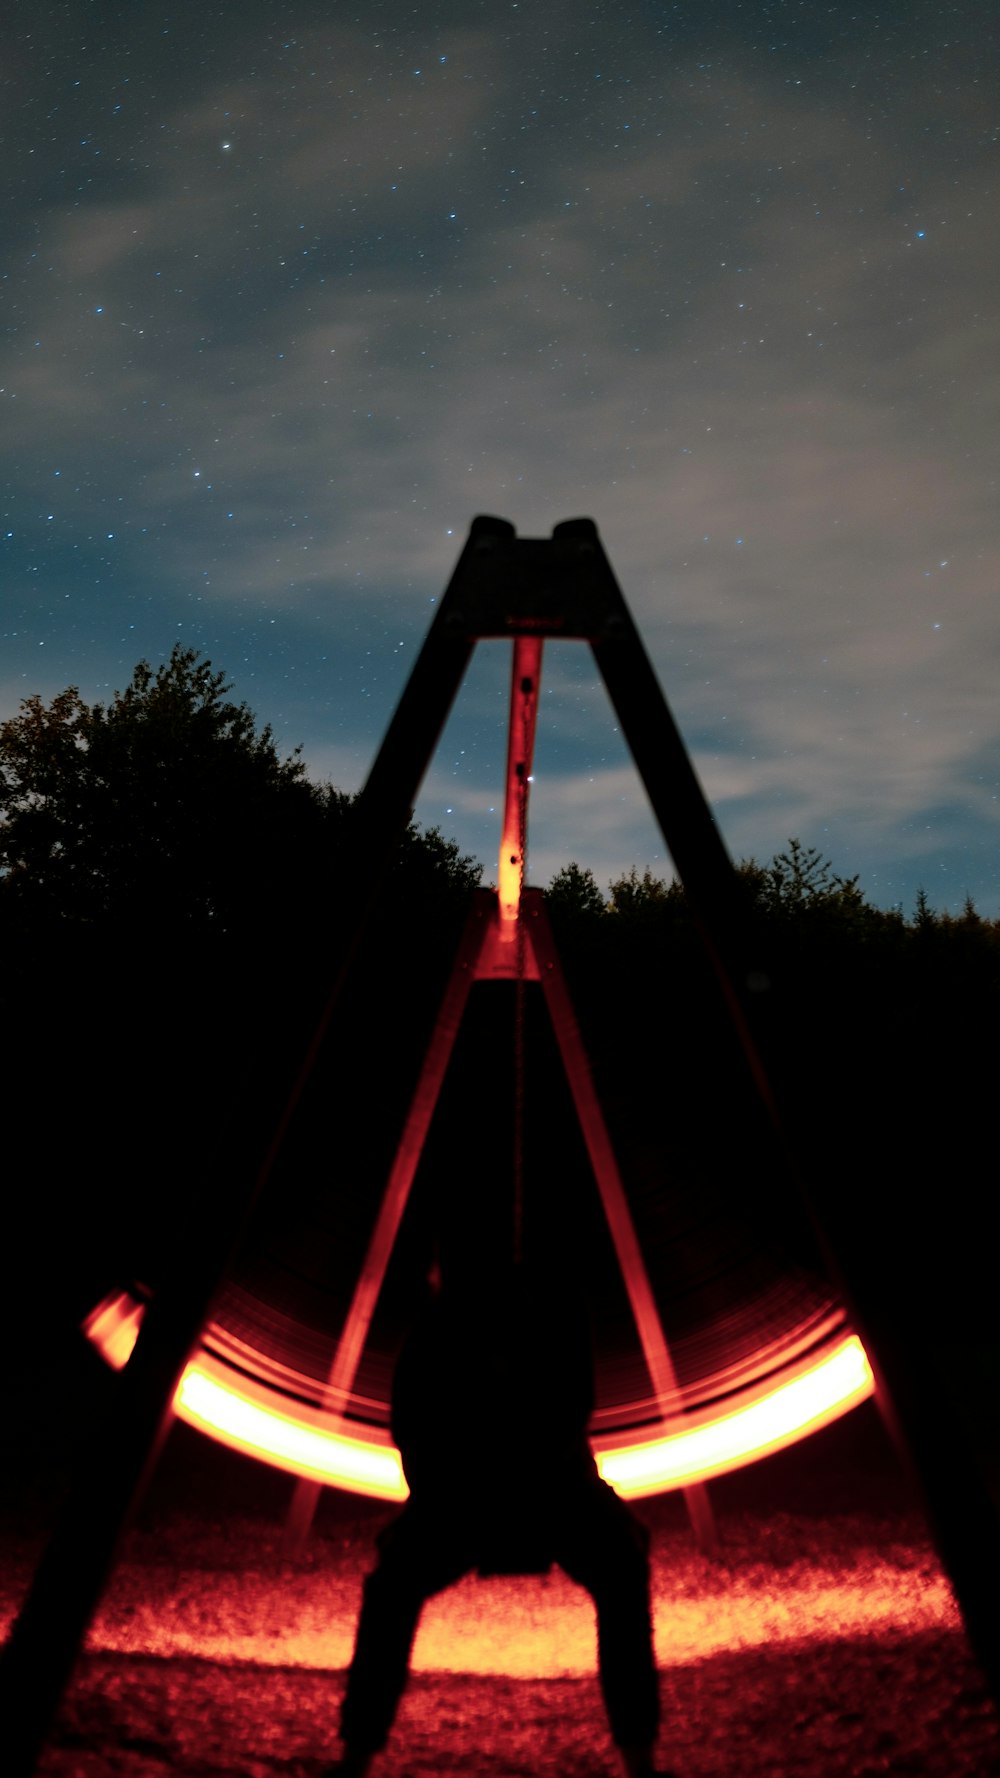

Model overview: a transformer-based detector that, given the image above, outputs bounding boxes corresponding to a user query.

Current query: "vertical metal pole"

[501,637,543,1265]
[497,636,543,935]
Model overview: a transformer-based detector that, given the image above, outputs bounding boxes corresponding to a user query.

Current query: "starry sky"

[4,1,999,913]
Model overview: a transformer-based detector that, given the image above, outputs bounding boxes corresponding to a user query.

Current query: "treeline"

[2,649,997,1369]
[544,841,1000,1144]
[548,844,999,949]
[3,644,994,965]
[0,646,481,948]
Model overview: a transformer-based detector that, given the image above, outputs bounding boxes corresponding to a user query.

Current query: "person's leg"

[616,1748,678,1778]
[335,1502,473,1769]
[337,1558,425,1761]
[555,1481,674,1776]
[324,1753,373,1778]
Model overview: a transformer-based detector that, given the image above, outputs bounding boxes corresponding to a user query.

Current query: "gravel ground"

[32,1626,997,1778]
[4,1492,998,1776]
[3,1386,999,1777]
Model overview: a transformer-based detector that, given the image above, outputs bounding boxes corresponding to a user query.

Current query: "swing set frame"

[4,515,1000,1776]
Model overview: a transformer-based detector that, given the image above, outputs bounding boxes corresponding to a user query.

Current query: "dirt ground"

[31,1625,997,1778]
[4,1404,999,1778]
[1,1486,989,1778]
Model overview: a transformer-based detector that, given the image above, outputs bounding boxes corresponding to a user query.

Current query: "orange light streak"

[593,1335,874,1497]
[176,1370,407,1500]
[83,1292,874,1504]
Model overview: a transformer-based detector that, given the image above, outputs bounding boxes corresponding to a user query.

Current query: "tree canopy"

[3,648,990,955]
[545,837,998,951]
[0,645,479,944]
[0,648,313,932]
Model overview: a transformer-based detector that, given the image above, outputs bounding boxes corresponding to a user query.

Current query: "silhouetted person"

[325,1263,675,1778]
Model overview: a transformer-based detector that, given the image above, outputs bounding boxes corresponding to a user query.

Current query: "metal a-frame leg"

[284,881,717,1558]
[548,522,1000,1698]
[524,890,717,1555]
[284,886,717,1557]
[283,893,495,1554]
[0,525,491,1774]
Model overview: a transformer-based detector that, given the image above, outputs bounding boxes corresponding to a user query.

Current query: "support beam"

[497,636,543,935]
[525,890,717,1555]
[283,898,494,1554]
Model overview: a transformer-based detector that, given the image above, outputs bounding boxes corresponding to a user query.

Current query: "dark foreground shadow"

[34,1627,998,1778]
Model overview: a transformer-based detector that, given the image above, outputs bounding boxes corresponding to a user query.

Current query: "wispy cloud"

[3,7,998,910]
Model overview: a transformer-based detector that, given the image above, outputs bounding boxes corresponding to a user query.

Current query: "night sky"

[4,2,998,912]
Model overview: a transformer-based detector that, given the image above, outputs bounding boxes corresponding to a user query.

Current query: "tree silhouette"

[0,647,317,937]
[545,861,605,922]
[0,648,482,1312]
[0,646,482,947]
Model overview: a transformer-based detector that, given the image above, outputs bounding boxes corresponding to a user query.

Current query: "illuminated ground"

[2,1405,998,1777]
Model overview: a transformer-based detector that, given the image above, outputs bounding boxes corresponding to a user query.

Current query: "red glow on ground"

[0,1516,957,1679]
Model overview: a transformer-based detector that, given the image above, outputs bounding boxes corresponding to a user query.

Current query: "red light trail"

[84,1290,874,1504]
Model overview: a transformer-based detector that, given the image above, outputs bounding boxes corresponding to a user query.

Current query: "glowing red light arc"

[83,618,877,1509]
[84,1290,873,1502]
